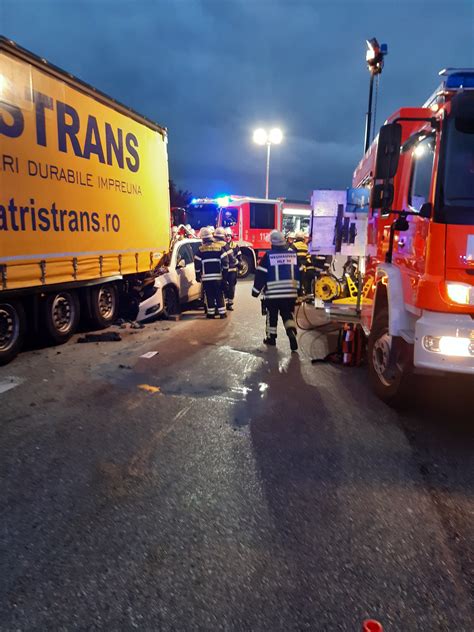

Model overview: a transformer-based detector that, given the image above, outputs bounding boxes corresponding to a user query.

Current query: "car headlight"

[445,282,474,305]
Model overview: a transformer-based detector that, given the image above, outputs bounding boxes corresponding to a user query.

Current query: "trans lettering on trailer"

[0,91,140,172]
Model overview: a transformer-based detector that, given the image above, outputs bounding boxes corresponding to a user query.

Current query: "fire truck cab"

[218,196,282,277]
[217,196,311,277]
[353,68,474,405]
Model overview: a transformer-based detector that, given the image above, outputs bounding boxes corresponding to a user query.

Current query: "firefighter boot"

[263,335,277,346]
[287,328,298,352]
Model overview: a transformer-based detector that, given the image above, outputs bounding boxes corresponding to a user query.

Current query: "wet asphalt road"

[0,280,473,631]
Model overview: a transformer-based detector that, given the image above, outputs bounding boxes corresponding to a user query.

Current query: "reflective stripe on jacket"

[194,241,229,281]
[251,247,300,299]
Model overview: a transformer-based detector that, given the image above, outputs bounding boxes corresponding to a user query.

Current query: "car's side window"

[189,241,202,256]
[176,244,193,266]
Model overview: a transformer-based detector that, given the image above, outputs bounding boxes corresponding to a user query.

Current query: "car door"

[188,241,203,301]
[174,243,196,301]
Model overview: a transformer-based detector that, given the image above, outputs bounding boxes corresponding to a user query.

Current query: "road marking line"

[0,376,24,395]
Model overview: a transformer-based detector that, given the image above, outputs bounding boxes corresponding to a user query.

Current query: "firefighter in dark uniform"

[213,227,232,310]
[252,230,300,351]
[224,227,242,310]
[290,231,313,296]
[194,227,229,319]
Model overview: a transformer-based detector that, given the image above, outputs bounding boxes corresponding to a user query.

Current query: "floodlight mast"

[364,38,387,153]
[252,127,283,198]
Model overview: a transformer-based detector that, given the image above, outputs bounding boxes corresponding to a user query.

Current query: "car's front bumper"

[136,284,164,322]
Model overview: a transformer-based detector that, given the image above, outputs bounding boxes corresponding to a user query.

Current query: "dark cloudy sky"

[1,0,473,199]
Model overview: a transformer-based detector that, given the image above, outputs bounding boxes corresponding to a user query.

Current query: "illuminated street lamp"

[253,127,283,198]
[364,38,388,152]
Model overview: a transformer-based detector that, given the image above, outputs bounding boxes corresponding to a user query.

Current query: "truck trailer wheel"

[41,290,80,345]
[89,283,118,329]
[367,307,414,408]
[0,300,26,366]
[238,253,253,279]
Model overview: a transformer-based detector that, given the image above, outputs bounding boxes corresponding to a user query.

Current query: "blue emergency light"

[440,68,474,90]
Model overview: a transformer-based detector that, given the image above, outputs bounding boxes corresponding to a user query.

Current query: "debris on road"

[363,621,384,632]
[114,318,145,330]
[140,351,159,359]
[77,332,122,343]
[138,384,161,394]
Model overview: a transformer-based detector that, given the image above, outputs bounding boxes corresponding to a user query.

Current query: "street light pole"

[265,142,271,199]
[253,127,283,199]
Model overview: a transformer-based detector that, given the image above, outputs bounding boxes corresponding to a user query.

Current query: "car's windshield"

[438,115,474,224]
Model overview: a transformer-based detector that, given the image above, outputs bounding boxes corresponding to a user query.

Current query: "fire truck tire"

[368,307,414,408]
[0,300,26,366]
[239,253,253,278]
[41,290,80,345]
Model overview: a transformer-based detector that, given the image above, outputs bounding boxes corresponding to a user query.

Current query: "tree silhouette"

[169,179,193,208]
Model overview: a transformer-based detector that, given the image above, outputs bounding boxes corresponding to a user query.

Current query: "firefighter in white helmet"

[214,227,239,311]
[194,227,229,318]
[223,227,242,310]
[252,230,300,350]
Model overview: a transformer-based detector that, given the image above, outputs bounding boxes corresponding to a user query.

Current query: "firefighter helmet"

[214,227,226,240]
[200,226,213,240]
[269,230,286,246]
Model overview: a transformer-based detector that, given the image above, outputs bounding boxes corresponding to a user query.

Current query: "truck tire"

[89,283,118,329]
[41,290,80,345]
[367,306,414,408]
[0,300,26,366]
[239,253,254,279]
[163,286,180,318]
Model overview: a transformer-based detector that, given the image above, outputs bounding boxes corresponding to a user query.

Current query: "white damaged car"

[137,238,202,321]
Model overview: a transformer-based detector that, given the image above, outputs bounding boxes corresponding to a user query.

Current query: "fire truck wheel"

[41,290,80,345]
[368,307,414,408]
[0,300,26,366]
[238,253,253,278]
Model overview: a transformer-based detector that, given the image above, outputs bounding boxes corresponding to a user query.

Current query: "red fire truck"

[352,68,474,405]
[217,196,310,276]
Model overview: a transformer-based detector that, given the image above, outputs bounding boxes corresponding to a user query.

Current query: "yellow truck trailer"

[0,37,170,364]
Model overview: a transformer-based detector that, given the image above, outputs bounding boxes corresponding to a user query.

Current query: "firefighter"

[252,230,300,351]
[194,226,229,319]
[286,231,296,247]
[223,227,242,310]
[290,231,312,296]
[213,227,230,309]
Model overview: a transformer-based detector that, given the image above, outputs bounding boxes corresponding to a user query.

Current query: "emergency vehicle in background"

[351,68,474,405]
[217,196,311,277]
